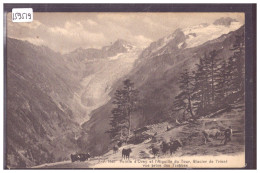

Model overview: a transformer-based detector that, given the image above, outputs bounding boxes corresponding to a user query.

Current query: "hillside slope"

[81,25,245,157]
[33,101,245,168]
[6,38,141,168]
[6,38,82,168]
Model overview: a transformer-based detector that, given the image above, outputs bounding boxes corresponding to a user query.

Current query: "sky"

[7,12,244,54]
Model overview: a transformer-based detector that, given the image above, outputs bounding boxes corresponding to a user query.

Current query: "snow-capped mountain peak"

[105,39,134,52]
[141,17,243,58]
[182,19,242,48]
[213,17,238,26]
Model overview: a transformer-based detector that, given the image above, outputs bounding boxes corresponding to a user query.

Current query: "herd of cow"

[70,127,232,162]
[151,140,182,157]
[70,139,182,163]
[112,139,183,160]
[70,153,91,162]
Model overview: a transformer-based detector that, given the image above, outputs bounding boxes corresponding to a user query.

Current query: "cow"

[160,140,182,155]
[169,140,182,155]
[202,130,211,144]
[78,153,91,161]
[117,141,123,147]
[151,146,160,157]
[161,141,169,155]
[113,145,119,154]
[70,153,91,162]
[204,129,221,139]
[202,129,221,144]
[122,148,132,159]
[71,154,79,162]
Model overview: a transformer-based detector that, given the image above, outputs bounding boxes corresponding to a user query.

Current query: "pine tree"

[106,89,127,140]
[173,69,195,120]
[192,50,222,116]
[192,57,209,116]
[215,60,229,104]
[122,79,139,136]
[173,33,245,118]
[172,92,187,121]
[107,79,139,141]
[203,50,222,104]
[227,33,245,95]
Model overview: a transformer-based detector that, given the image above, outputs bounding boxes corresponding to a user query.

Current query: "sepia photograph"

[3,4,256,169]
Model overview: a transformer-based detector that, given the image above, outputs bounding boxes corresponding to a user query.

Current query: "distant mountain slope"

[81,24,245,156]
[6,38,141,168]
[6,38,82,168]
[64,39,134,67]
[64,39,141,123]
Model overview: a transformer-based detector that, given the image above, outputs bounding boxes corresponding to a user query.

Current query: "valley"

[5,17,245,168]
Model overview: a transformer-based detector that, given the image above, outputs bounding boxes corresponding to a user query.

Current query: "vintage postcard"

[4,4,256,169]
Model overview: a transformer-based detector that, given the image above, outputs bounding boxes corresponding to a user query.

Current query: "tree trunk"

[211,58,215,102]
[182,109,186,121]
[128,109,131,137]
[188,95,194,118]
[120,128,122,138]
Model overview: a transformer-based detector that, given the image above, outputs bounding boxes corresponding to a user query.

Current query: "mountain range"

[6,17,244,167]
[80,20,244,156]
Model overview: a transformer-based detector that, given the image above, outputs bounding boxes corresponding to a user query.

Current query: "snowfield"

[182,22,242,48]
[141,21,243,59]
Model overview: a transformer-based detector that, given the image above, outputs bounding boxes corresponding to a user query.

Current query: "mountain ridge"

[64,39,134,64]
[140,19,242,60]
[80,25,245,156]
[6,18,244,168]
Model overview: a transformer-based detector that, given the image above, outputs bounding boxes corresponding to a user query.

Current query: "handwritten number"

[13,12,32,21]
